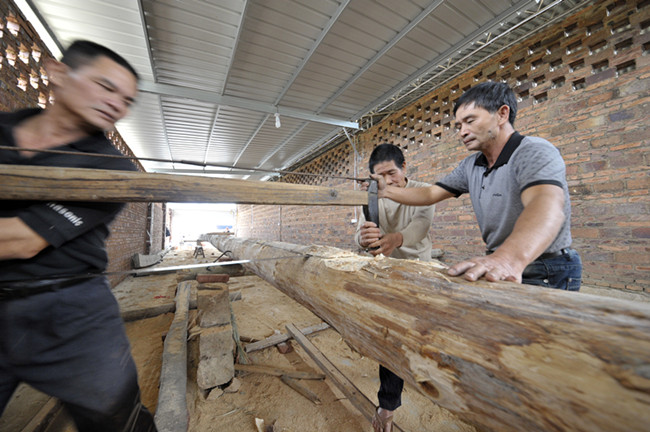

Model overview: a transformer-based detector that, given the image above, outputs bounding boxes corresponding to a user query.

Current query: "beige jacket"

[355,178,434,261]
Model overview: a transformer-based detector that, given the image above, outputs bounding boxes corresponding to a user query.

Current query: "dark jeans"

[378,365,404,410]
[0,278,156,432]
[522,248,582,291]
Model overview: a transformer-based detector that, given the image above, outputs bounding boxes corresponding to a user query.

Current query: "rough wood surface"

[212,237,650,432]
[0,165,367,205]
[154,281,191,432]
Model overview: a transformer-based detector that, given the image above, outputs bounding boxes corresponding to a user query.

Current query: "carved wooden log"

[210,237,650,432]
[0,165,366,205]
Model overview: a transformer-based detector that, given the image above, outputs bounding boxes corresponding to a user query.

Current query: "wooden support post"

[0,165,367,205]
[211,237,650,432]
[154,281,191,432]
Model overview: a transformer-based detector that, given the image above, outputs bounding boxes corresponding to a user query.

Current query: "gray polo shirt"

[436,132,572,254]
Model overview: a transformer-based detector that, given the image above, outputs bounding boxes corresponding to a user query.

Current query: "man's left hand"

[368,232,403,257]
[447,253,525,283]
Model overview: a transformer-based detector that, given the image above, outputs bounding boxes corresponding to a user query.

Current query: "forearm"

[382,184,451,206]
[0,217,49,259]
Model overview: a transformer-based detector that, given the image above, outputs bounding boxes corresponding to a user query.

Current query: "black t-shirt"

[0,109,138,282]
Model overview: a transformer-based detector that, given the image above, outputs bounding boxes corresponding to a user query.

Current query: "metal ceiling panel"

[22,0,591,181]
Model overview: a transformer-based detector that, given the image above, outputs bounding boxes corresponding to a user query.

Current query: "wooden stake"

[286,323,405,432]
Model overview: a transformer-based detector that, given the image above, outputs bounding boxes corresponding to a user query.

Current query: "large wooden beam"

[210,237,650,432]
[0,165,367,205]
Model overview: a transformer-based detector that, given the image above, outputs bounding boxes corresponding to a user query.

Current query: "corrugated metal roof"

[23,0,589,180]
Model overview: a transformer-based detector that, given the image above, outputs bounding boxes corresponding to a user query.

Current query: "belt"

[486,248,571,260]
[536,248,570,260]
[0,276,97,301]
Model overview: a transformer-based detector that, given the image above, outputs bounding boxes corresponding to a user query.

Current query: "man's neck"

[483,127,515,168]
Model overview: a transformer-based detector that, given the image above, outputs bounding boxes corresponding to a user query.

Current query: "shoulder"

[92,136,139,172]
[405,179,431,188]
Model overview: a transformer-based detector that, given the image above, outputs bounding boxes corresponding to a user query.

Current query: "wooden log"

[154,281,191,432]
[286,323,405,432]
[212,237,650,432]
[0,165,367,205]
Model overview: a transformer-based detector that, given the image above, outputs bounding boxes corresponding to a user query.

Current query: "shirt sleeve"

[354,209,366,247]
[513,139,566,192]
[17,201,125,248]
[399,204,434,249]
[436,156,473,197]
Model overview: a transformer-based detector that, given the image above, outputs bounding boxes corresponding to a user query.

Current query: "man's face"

[372,160,407,188]
[53,56,137,131]
[454,102,500,152]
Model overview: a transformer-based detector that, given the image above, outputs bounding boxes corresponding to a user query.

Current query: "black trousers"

[0,278,156,431]
[378,365,404,410]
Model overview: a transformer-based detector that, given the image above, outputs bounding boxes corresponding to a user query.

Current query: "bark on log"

[0,165,366,205]
[210,237,650,432]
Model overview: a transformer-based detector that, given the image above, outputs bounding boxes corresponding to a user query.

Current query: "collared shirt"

[0,109,137,282]
[355,178,435,261]
[436,132,572,253]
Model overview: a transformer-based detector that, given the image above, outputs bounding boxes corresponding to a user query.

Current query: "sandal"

[371,407,394,432]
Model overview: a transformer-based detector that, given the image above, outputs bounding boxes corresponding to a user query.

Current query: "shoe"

[371,407,394,432]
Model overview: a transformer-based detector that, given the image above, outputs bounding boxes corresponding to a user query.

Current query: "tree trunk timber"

[0,165,366,205]
[210,237,650,432]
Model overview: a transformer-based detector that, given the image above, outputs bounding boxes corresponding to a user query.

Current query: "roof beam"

[354,0,541,118]
[138,81,359,129]
[316,0,446,114]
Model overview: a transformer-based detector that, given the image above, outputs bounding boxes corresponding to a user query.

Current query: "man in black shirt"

[0,41,156,431]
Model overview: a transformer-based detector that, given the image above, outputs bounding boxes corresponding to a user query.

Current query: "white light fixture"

[274,112,281,128]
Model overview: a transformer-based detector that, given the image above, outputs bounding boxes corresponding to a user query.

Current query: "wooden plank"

[0,165,367,205]
[244,322,330,353]
[19,398,61,432]
[280,376,322,405]
[234,363,325,380]
[154,281,191,432]
[213,237,650,432]
[286,323,405,432]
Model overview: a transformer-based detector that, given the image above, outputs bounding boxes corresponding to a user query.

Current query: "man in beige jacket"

[355,143,435,432]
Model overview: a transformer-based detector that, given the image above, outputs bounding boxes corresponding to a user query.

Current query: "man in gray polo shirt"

[373,81,581,290]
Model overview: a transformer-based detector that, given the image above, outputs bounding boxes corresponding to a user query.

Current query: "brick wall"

[1,1,156,287]
[238,0,650,292]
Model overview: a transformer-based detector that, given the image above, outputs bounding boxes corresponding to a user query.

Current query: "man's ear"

[44,59,69,87]
[496,105,510,126]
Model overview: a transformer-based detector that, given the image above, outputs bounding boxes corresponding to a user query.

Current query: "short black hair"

[60,40,139,81]
[368,143,405,174]
[453,81,517,126]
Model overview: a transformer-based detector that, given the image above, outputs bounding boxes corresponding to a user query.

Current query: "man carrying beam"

[0,41,157,431]
[372,81,582,290]
[355,143,435,432]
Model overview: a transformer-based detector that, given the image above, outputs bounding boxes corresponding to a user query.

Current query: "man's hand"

[0,217,49,260]
[359,222,403,257]
[447,252,526,283]
[358,221,381,248]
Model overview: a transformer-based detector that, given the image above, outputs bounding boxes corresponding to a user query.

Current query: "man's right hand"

[369,174,387,197]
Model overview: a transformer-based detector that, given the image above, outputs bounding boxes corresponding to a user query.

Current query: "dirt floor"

[2,244,648,431]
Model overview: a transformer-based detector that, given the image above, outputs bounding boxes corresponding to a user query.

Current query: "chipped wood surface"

[211,237,650,432]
